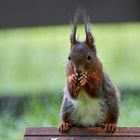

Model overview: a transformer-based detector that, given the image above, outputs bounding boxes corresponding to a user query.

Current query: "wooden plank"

[24,136,140,140]
[24,127,140,138]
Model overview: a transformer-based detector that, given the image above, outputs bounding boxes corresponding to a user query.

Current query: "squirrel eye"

[68,56,71,60]
[87,55,91,60]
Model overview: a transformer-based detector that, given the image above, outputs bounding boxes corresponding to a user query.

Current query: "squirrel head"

[68,22,97,75]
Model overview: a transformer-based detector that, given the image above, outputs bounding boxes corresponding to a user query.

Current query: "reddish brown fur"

[104,111,113,123]
[83,60,103,97]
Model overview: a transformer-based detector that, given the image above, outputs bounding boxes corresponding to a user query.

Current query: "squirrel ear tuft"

[70,13,79,46]
[70,24,77,45]
[70,10,80,46]
[70,20,78,46]
[84,18,96,50]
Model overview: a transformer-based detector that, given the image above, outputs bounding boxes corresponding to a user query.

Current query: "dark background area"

[0,0,140,28]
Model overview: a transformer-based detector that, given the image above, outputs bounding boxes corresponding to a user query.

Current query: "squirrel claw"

[78,76,88,87]
[58,122,71,133]
[102,123,116,133]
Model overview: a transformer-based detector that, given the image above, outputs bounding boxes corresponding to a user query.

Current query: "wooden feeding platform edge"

[24,127,140,140]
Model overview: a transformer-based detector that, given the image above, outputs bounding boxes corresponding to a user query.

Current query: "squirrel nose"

[76,69,81,74]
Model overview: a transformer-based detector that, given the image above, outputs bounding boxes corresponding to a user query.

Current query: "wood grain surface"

[24,127,140,140]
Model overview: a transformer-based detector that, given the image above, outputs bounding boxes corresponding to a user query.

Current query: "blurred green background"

[0,23,140,140]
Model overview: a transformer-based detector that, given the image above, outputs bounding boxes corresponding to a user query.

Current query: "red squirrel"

[58,14,120,133]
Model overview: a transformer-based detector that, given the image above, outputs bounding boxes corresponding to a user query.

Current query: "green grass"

[118,93,140,126]
[0,23,140,94]
[0,22,140,140]
[0,93,140,140]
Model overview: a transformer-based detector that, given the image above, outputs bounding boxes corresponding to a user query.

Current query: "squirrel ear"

[85,21,96,50]
[85,32,96,53]
[70,22,77,46]
[86,32,95,47]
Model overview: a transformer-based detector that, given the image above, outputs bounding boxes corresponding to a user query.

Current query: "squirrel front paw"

[68,73,88,97]
[75,75,88,92]
[58,122,72,133]
[68,74,77,96]
[102,123,116,133]
[69,74,77,86]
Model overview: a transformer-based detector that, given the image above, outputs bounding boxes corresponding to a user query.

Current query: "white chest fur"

[71,88,105,126]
